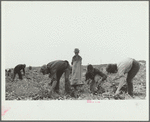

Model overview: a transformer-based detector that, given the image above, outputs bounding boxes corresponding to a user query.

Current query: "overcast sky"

[2,1,148,68]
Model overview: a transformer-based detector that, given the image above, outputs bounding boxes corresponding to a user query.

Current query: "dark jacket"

[14,64,25,74]
[85,68,107,81]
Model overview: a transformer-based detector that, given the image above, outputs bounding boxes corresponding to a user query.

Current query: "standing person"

[85,64,107,94]
[40,60,72,97]
[12,64,26,81]
[106,58,140,98]
[70,48,83,88]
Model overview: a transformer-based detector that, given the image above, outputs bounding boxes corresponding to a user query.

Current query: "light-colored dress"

[71,55,82,86]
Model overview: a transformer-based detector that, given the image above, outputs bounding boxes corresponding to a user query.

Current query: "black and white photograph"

[2,1,149,121]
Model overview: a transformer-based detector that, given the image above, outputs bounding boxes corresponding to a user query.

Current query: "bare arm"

[80,56,82,64]
[71,57,74,65]
[113,71,126,81]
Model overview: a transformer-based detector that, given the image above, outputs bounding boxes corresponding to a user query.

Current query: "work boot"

[128,92,133,97]
[70,90,79,98]
[50,90,60,99]
[55,89,59,94]
[125,93,134,99]
[113,94,119,100]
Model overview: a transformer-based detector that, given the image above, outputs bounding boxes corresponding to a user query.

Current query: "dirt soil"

[5,60,146,100]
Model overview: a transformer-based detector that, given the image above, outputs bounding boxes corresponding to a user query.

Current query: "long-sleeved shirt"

[85,68,107,81]
[47,60,71,80]
[14,64,25,74]
[114,58,134,80]
[47,60,69,72]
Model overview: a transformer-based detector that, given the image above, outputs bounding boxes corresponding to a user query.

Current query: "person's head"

[29,66,32,70]
[106,64,118,74]
[40,65,49,75]
[74,48,79,55]
[87,64,94,73]
[8,69,11,72]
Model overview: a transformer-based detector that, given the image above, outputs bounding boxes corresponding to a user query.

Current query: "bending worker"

[12,64,26,81]
[106,58,140,97]
[40,60,72,97]
[85,64,107,94]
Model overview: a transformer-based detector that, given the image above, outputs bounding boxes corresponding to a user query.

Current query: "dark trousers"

[13,71,22,80]
[50,62,71,93]
[126,59,140,96]
[55,70,64,92]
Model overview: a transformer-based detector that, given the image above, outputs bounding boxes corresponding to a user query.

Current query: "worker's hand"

[95,87,98,92]
[87,79,92,85]
[86,79,90,84]
[115,90,120,96]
